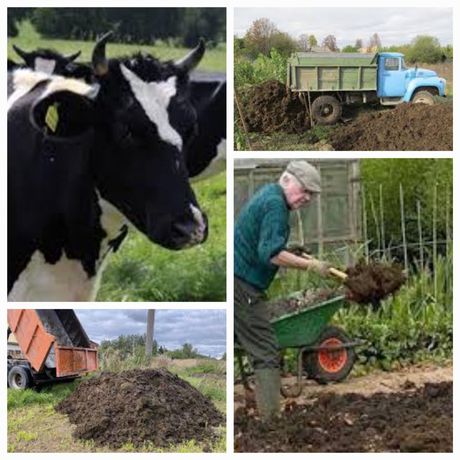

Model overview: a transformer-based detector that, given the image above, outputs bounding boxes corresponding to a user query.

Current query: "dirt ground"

[329,103,453,151]
[240,80,309,133]
[55,369,223,449]
[234,364,452,453]
[237,79,453,151]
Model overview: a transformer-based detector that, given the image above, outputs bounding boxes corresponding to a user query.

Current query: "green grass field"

[8,359,226,453]
[8,21,226,72]
[97,172,226,301]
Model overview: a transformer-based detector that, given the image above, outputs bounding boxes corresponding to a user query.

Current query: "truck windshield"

[401,58,407,70]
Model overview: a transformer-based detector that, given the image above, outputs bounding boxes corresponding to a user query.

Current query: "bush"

[405,35,444,64]
[234,48,287,87]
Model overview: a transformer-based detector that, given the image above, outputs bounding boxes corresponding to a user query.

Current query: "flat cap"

[286,160,321,193]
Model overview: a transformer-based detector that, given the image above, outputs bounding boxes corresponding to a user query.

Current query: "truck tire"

[303,326,356,385]
[311,96,342,125]
[412,90,435,105]
[8,366,32,390]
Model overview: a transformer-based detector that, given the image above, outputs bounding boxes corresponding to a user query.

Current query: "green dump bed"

[288,52,377,92]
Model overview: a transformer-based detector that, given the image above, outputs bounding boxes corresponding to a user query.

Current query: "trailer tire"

[412,90,435,105]
[303,326,356,384]
[8,366,32,390]
[311,96,342,125]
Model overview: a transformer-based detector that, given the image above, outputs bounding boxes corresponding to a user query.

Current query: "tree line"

[8,7,226,47]
[236,17,453,63]
[98,333,216,360]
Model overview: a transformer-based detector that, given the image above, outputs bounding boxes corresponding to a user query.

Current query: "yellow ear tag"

[45,103,59,133]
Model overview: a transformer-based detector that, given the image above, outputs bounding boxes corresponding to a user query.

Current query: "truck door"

[377,56,406,97]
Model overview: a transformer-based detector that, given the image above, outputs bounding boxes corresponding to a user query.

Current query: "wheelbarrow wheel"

[303,325,356,385]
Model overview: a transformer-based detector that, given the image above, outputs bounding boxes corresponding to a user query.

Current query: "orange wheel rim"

[318,338,347,373]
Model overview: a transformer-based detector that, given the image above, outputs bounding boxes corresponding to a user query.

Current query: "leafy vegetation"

[8,8,225,47]
[235,48,287,88]
[361,159,452,259]
[338,246,452,370]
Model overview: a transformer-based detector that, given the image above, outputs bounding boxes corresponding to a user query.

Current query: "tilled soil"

[55,369,223,448]
[345,261,406,305]
[234,381,452,452]
[329,103,453,151]
[241,80,309,133]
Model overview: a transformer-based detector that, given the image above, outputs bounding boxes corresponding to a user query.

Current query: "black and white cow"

[10,45,89,78]
[8,34,209,301]
[8,44,227,180]
[187,74,226,179]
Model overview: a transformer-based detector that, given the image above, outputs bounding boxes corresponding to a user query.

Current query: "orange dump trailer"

[7,309,98,389]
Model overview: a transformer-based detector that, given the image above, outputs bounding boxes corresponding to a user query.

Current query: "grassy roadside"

[8,359,226,453]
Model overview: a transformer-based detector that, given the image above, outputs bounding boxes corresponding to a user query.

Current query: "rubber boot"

[254,368,280,420]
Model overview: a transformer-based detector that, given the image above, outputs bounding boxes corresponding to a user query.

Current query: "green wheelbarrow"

[236,295,361,398]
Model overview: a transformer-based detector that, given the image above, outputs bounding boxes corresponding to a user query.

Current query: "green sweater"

[234,183,290,291]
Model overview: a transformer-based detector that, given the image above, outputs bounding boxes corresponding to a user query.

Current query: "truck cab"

[376,52,446,104]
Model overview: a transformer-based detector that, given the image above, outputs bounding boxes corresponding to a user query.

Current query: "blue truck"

[287,51,447,125]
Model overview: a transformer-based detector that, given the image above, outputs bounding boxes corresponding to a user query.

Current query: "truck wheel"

[412,91,435,105]
[8,366,32,390]
[303,326,356,385]
[311,96,342,125]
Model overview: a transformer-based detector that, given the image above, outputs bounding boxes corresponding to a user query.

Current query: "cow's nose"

[171,206,208,248]
[189,204,208,243]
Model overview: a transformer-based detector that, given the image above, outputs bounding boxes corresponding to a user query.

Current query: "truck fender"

[403,77,445,102]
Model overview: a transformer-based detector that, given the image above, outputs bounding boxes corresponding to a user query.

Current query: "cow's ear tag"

[45,103,59,133]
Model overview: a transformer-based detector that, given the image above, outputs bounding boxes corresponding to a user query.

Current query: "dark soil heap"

[241,80,309,133]
[55,369,223,448]
[235,381,453,452]
[330,103,453,151]
[345,261,406,305]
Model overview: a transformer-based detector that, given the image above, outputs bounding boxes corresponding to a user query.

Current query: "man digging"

[234,160,330,420]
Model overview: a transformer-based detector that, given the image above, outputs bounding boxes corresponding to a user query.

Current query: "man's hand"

[308,259,331,277]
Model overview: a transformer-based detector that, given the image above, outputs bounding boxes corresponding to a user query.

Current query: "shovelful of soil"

[345,261,406,305]
[55,368,223,448]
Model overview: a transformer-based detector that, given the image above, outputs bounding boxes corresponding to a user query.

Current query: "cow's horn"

[66,50,81,62]
[13,45,31,62]
[176,38,205,72]
[92,31,112,76]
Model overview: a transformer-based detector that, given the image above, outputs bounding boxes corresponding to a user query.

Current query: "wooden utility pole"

[145,309,156,357]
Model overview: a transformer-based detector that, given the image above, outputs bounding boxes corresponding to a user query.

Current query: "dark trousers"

[234,276,279,370]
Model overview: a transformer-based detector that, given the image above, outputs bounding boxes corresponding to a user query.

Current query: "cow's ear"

[31,90,94,138]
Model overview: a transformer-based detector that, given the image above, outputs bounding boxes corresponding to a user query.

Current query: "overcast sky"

[75,309,226,358]
[234,8,453,47]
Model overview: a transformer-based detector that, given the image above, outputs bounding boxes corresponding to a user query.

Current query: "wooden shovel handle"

[328,267,348,281]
